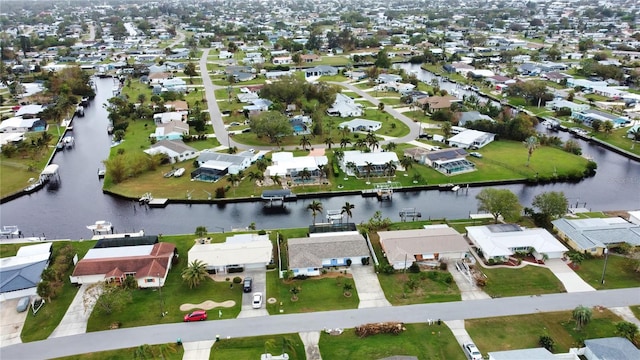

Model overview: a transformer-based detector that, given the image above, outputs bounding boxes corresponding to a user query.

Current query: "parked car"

[16,296,30,313]
[252,292,263,309]
[463,342,482,360]
[469,152,482,158]
[183,310,207,322]
[243,277,253,292]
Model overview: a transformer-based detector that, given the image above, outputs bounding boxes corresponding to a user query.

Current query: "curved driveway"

[1,287,639,359]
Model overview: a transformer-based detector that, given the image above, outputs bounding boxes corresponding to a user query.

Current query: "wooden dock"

[148,198,168,208]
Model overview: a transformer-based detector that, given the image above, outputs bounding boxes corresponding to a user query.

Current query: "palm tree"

[355,138,367,150]
[441,121,452,138]
[248,171,264,194]
[383,142,397,152]
[334,150,344,164]
[384,160,397,181]
[299,135,311,151]
[255,158,269,172]
[318,164,328,186]
[346,161,358,176]
[299,168,312,185]
[324,137,334,149]
[341,202,355,226]
[524,135,539,166]
[181,260,208,289]
[364,161,374,183]
[602,120,613,135]
[365,132,379,151]
[630,127,640,149]
[227,173,241,196]
[307,200,323,225]
[270,174,282,187]
[572,305,592,330]
[340,126,351,138]
[137,93,146,106]
[340,137,351,149]
[400,155,413,172]
[194,226,207,238]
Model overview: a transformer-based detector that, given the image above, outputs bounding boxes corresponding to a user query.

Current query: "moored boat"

[86,220,112,233]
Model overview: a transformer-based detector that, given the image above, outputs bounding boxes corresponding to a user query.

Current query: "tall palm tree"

[255,158,269,172]
[365,132,379,152]
[307,200,323,225]
[334,150,344,164]
[524,135,539,166]
[355,138,367,150]
[572,305,592,331]
[340,126,351,138]
[299,168,312,185]
[630,127,640,149]
[340,137,351,149]
[346,161,358,176]
[227,173,241,196]
[181,260,208,289]
[299,135,311,151]
[341,202,355,226]
[248,171,264,194]
[400,155,413,172]
[383,141,397,152]
[364,161,374,183]
[318,164,328,186]
[384,160,397,181]
[270,174,282,187]
[324,137,334,149]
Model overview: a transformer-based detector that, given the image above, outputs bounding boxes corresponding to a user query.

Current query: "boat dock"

[399,208,422,221]
[261,190,297,207]
[148,198,169,208]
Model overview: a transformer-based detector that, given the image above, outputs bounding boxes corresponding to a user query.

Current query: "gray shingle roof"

[288,234,369,269]
[584,337,640,360]
[552,218,640,250]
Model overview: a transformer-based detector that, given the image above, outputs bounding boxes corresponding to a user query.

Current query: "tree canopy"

[476,188,523,223]
[532,191,568,219]
[249,111,293,143]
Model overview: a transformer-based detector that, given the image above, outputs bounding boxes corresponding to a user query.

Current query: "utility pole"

[600,247,609,285]
[158,272,165,317]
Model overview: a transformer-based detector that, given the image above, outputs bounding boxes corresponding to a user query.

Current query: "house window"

[145,278,155,283]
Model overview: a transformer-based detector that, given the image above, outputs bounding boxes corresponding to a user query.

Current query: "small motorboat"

[86,221,112,233]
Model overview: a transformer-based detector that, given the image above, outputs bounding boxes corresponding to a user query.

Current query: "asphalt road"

[2,288,638,359]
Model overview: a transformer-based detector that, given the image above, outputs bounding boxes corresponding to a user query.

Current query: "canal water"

[1,76,639,240]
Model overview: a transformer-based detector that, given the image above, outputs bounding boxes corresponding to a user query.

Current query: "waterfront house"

[340,150,399,177]
[447,129,495,149]
[467,224,568,262]
[457,111,494,127]
[0,117,46,133]
[583,337,640,360]
[14,105,45,119]
[551,217,640,256]
[378,225,470,270]
[338,119,382,132]
[264,151,328,181]
[287,232,370,276]
[153,111,187,124]
[151,120,189,141]
[0,243,52,301]
[70,242,176,288]
[187,234,272,274]
[144,140,198,163]
[194,150,253,177]
[417,95,459,112]
[305,65,338,78]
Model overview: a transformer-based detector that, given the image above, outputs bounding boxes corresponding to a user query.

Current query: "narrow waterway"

[1,76,639,240]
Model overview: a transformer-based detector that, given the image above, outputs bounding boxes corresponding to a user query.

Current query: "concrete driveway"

[49,284,99,338]
[350,264,391,308]
[237,270,269,318]
[448,261,490,301]
[0,298,28,346]
[545,259,596,293]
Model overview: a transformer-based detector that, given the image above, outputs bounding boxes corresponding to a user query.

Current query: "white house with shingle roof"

[378,225,470,270]
[327,93,363,118]
[188,234,272,274]
[287,232,370,276]
[144,140,198,163]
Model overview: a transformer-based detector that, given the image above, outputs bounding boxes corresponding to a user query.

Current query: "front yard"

[377,271,461,305]
[478,265,566,298]
[573,255,640,290]
[211,333,305,360]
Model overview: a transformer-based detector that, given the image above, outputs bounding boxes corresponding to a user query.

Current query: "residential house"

[144,140,198,163]
[377,73,402,84]
[542,71,570,84]
[517,63,541,76]
[327,93,363,117]
[265,70,293,79]
[264,151,328,180]
[545,98,590,113]
[70,242,176,288]
[162,78,187,93]
[243,98,273,114]
[0,243,52,301]
[426,148,476,175]
[0,117,47,133]
[447,129,495,149]
[165,100,189,112]
[443,62,475,76]
[300,54,320,63]
[305,65,338,78]
[468,69,495,79]
[287,232,370,276]
[272,56,292,65]
[378,225,470,270]
[341,150,399,177]
[338,119,382,132]
[417,95,459,112]
[15,105,45,119]
[151,120,189,141]
[148,72,172,85]
[193,150,253,179]
[571,109,627,128]
[457,111,494,127]
[467,224,568,262]
[628,210,640,225]
[552,217,640,256]
[153,111,187,124]
[187,234,272,274]
[488,348,577,360]
[583,337,640,360]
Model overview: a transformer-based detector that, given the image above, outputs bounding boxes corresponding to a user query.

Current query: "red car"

[183,310,207,322]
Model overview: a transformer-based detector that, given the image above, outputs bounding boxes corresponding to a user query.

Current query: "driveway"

[237,270,269,318]
[350,264,391,308]
[49,284,99,338]
[545,259,596,293]
[0,299,28,346]
[448,261,490,301]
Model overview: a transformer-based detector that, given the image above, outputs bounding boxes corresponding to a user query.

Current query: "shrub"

[215,187,226,198]
[427,271,438,281]
[539,335,555,351]
[257,230,267,235]
[439,262,448,271]
[408,262,421,273]
[488,258,496,265]
[440,273,453,284]
[232,277,242,284]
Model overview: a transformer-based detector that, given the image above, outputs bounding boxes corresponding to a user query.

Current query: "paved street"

[2,287,638,359]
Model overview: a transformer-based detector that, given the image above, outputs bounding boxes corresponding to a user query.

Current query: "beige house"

[378,225,470,270]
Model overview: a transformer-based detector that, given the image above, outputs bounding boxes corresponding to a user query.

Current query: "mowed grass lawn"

[319,324,466,360]
[211,333,305,360]
[377,271,461,305]
[467,309,623,353]
[87,234,243,332]
[573,255,640,290]
[479,266,566,298]
[52,344,183,360]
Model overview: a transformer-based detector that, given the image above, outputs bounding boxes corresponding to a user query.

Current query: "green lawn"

[631,306,640,320]
[21,241,97,342]
[573,255,640,290]
[479,266,566,298]
[377,271,461,305]
[590,127,640,156]
[86,234,242,332]
[318,323,466,360]
[52,344,183,360]
[211,333,305,360]
[467,309,623,353]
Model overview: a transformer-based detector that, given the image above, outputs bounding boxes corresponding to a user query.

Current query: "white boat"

[0,225,21,237]
[173,168,185,177]
[63,136,75,148]
[87,221,112,233]
[451,185,461,192]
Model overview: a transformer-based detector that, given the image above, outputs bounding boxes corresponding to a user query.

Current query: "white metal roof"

[83,245,154,260]
[467,225,567,258]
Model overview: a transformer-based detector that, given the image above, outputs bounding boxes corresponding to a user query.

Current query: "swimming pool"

[293,124,305,132]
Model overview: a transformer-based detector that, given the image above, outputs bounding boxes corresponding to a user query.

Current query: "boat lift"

[399,208,422,222]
